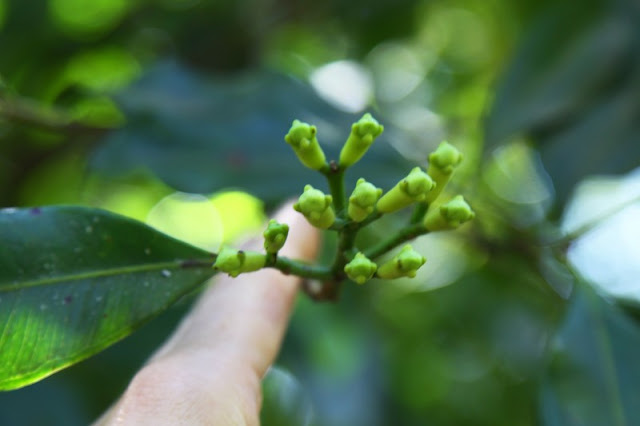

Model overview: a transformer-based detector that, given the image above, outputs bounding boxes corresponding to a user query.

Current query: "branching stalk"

[410,202,429,224]
[364,223,429,260]
[322,162,346,216]
[272,256,333,281]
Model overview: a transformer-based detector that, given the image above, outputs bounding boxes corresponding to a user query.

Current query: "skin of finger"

[95,203,320,426]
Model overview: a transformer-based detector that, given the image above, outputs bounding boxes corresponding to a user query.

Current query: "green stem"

[329,217,349,231]
[410,202,429,224]
[333,227,357,272]
[322,162,346,216]
[329,210,382,231]
[271,256,333,281]
[0,96,110,135]
[364,223,429,260]
[265,252,277,267]
[358,210,383,228]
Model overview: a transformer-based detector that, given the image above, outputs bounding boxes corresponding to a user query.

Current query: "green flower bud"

[376,167,435,213]
[425,142,463,203]
[339,113,384,167]
[214,246,266,277]
[424,195,475,231]
[284,119,327,170]
[376,245,426,279]
[348,178,383,222]
[263,219,289,253]
[293,184,335,229]
[344,252,377,284]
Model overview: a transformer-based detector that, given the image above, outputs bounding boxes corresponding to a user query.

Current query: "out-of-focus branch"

[0,96,112,136]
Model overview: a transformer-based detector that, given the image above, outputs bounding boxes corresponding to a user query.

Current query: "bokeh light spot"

[147,192,224,251]
[310,60,373,113]
[210,191,265,243]
[64,47,140,93]
[419,7,491,70]
[367,42,428,103]
[49,0,130,37]
[484,141,554,226]
[564,168,640,300]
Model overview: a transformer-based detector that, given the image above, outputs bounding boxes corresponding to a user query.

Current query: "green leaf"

[538,83,640,205]
[0,206,215,390]
[90,61,409,201]
[261,366,315,426]
[485,0,640,205]
[540,284,640,425]
[486,0,633,144]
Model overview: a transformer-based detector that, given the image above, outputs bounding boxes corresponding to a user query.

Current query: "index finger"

[95,203,320,425]
[151,201,320,375]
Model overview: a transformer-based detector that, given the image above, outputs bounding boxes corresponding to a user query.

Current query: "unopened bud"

[214,246,266,277]
[344,252,377,284]
[376,245,426,279]
[348,178,383,222]
[376,167,435,213]
[293,184,335,229]
[263,219,289,253]
[339,113,384,167]
[284,119,326,170]
[425,142,463,203]
[424,195,475,231]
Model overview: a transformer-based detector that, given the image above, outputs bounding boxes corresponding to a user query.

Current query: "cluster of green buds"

[213,219,290,277]
[213,113,474,300]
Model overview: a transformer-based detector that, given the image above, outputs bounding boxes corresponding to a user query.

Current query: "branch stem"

[271,255,333,281]
[321,162,346,217]
[410,202,429,224]
[0,96,110,135]
[364,223,429,260]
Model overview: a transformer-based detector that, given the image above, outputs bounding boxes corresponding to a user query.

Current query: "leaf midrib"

[0,258,213,292]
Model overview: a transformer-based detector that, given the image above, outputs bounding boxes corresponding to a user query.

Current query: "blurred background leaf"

[485,0,640,208]
[261,366,315,426]
[540,283,640,426]
[90,61,409,200]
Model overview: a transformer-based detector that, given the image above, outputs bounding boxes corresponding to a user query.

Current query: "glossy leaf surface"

[0,207,215,390]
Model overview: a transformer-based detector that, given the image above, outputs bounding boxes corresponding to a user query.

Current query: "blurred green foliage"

[1,0,639,424]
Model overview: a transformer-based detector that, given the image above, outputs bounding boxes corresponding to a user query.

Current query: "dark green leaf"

[539,83,640,204]
[540,284,640,425]
[485,0,640,205]
[486,0,634,144]
[0,206,215,390]
[90,61,409,200]
[261,366,315,426]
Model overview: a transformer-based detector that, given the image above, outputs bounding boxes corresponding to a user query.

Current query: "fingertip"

[271,201,320,262]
